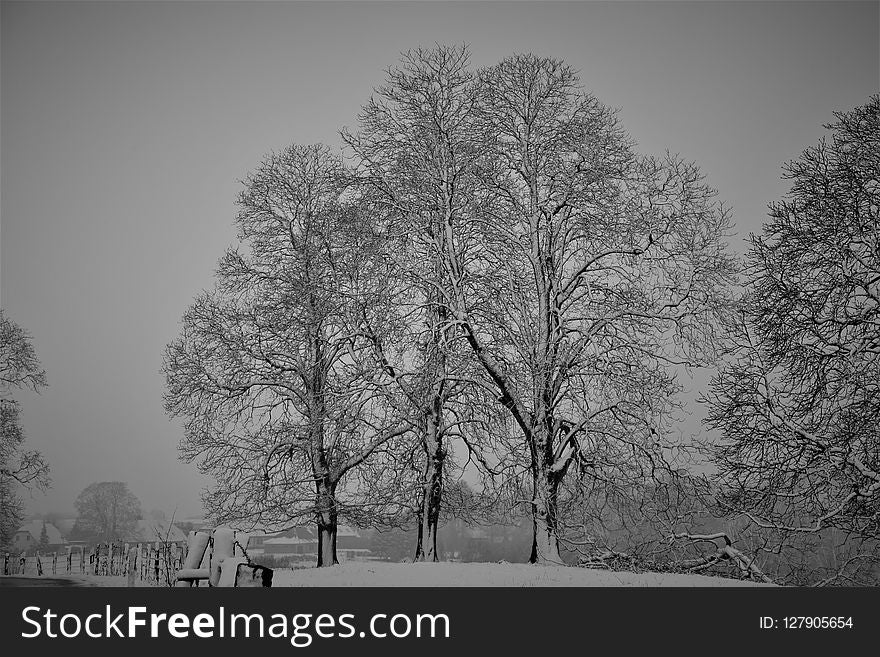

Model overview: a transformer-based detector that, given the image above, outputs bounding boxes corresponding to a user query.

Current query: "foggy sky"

[1,1,877,518]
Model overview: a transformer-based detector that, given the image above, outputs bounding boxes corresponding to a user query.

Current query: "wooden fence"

[3,530,266,587]
[4,541,186,585]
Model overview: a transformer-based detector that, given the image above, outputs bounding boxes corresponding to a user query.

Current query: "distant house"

[245,528,302,556]
[11,521,67,554]
[262,535,315,559]
[255,526,373,562]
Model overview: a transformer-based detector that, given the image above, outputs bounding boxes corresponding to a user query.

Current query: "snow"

[3,561,775,586]
[0,573,128,587]
[218,557,248,587]
[271,562,775,587]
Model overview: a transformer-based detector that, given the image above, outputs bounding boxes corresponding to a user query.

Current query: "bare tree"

[704,96,880,584]
[73,481,142,543]
[431,54,737,564]
[343,45,486,560]
[163,144,409,566]
[0,310,50,549]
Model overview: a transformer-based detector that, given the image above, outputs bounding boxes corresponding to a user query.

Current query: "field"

[272,562,772,587]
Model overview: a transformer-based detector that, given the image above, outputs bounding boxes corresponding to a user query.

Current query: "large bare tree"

[164,144,408,566]
[704,96,880,585]
[436,55,737,563]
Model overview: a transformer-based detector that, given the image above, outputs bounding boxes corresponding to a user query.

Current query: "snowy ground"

[0,572,171,587]
[0,573,126,587]
[271,561,773,587]
[2,562,774,587]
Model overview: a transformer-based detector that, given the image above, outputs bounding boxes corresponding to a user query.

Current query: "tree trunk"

[418,460,442,562]
[415,453,444,562]
[415,409,444,562]
[414,516,424,562]
[315,479,338,567]
[317,523,337,567]
[529,460,562,565]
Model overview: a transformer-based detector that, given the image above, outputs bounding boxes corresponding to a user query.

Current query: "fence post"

[52,551,57,575]
[126,546,137,587]
[3,552,7,576]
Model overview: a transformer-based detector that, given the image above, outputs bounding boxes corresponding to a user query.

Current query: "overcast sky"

[1,1,877,518]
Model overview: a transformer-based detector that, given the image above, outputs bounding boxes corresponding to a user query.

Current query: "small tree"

[73,481,142,543]
[705,96,880,585]
[38,522,50,551]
